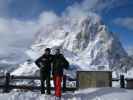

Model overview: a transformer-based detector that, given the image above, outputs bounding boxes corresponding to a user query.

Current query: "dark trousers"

[40,71,51,94]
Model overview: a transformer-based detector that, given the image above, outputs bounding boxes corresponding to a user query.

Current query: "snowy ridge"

[11,62,39,76]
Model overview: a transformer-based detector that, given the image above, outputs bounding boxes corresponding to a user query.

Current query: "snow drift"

[0,88,133,100]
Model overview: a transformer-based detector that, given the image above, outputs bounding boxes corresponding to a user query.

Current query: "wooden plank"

[6,85,76,91]
[0,84,76,91]
[125,78,133,81]
[67,78,77,81]
[0,76,5,79]
[0,85,5,88]
[11,75,55,80]
[64,87,77,91]
[10,85,41,90]
[11,76,40,80]
[112,78,119,81]
[0,75,76,80]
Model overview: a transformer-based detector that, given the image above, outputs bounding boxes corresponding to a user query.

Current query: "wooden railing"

[0,73,132,93]
[112,75,133,88]
[0,73,77,93]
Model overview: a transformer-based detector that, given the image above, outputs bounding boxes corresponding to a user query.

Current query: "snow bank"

[11,62,39,76]
[0,88,133,100]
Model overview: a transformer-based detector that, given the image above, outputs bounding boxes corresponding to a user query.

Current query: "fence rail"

[0,72,133,93]
[11,76,40,80]
[0,73,77,93]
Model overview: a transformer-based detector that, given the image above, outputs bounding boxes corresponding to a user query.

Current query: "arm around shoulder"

[35,56,43,68]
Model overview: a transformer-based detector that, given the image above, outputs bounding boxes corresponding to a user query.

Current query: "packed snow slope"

[0,88,133,100]
[12,12,133,77]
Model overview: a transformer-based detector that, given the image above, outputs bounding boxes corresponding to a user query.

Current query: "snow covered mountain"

[12,12,132,77]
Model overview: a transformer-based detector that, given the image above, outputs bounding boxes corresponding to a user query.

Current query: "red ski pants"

[53,75,62,97]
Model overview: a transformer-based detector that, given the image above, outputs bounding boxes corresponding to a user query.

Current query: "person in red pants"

[53,75,62,97]
[52,48,69,98]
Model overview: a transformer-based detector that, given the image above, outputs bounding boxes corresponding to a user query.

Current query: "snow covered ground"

[0,88,133,100]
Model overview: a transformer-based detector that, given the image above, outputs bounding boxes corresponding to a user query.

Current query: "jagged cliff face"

[26,13,128,71]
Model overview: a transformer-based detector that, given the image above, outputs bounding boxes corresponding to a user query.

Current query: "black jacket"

[52,54,69,76]
[35,54,53,73]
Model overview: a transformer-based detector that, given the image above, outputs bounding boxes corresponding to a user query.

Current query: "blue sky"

[101,0,133,48]
[0,0,133,61]
[4,0,132,48]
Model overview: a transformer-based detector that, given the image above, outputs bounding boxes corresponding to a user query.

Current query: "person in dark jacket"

[52,48,69,98]
[35,48,53,94]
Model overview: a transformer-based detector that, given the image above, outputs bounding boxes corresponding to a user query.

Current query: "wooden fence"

[112,75,133,89]
[0,73,132,93]
[0,73,77,93]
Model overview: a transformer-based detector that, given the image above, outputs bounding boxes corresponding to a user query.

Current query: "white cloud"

[39,11,60,26]
[65,0,126,14]
[126,47,133,56]
[0,0,129,62]
[0,11,60,61]
[113,17,133,30]
[0,18,38,58]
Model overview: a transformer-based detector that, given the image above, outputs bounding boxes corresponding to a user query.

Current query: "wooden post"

[76,72,79,90]
[3,72,10,93]
[109,72,112,87]
[63,75,66,92]
[120,75,125,88]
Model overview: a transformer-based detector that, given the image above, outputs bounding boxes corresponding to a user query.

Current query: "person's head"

[55,48,60,55]
[44,48,51,55]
